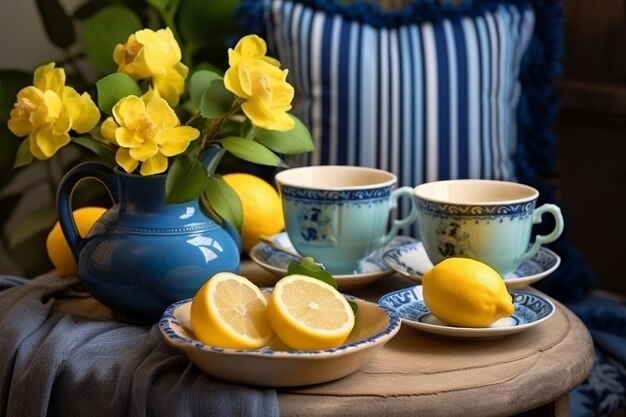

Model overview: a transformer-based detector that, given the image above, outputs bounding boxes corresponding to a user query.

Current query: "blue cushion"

[239,0,596,302]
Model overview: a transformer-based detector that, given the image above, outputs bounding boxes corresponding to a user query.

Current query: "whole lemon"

[223,173,285,253]
[46,207,107,277]
[422,257,515,327]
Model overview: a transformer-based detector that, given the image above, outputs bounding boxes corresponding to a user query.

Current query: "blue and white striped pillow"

[249,0,535,189]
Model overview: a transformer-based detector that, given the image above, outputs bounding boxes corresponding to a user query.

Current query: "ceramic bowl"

[159,292,401,387]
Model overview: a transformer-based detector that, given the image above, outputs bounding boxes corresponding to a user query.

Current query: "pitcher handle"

[56,162,117,260]
[521,203,564,261]
[380,186,418,247]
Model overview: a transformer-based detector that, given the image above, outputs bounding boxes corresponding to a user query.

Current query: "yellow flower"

[224,35,294,131]
[113,28,188,106]
[101,90,200,176]
[7,63,100,160]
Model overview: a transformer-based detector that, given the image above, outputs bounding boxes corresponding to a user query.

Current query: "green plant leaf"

[189,70,222,111]
[71,137,116,166]
[287,257,337,288]
[203,175,243,232]
[146,0,174,12]
[200,79,234,120]
[96,73,142,115]
[8,206,57,250]
[35,0,75,49]
[0,70,31,122]
[73,0,114,20]
[177,0,240,44]
[83,4,143,74]
[220,136,286,167]
[255,114,315,154]
[165,156,209,204]
[13,139,33,168]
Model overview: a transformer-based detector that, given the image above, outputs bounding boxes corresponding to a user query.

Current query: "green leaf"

[177,0,240,44]
[35,0,75,49]
[0,70,31,122]
[189,70,222,111]
[146,0,174,12]
[255,114,315,155]
[220,136,286,167]
[287,257,337,288]
[96,73,142,115]
[200,79,234,120]
[8,206,57,250]
[203,175,243,232]
[73,0,113,20]
[83,4,143,74]
[13,139,33,168]
[71,137,116,166]
[165,156,209,204]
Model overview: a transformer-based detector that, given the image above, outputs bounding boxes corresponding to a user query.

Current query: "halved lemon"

[190,272,274,349]
[267,274,355,350]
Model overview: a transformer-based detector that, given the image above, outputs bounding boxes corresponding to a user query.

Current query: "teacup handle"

[521,203,564,261]
[380,186,418,247]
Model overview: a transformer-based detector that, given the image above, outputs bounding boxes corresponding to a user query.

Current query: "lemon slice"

[267,274,355,350]
[190,272,274,349]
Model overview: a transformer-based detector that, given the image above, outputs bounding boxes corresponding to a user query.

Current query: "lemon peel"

[422,257,515,327]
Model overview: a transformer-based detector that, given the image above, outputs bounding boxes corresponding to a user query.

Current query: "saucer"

[378,286,555,340]
[382,242,561,289]
[249,232,417,290]
[159,293,401,387]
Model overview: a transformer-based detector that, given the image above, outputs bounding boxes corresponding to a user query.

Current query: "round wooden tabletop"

[240,261,594,417]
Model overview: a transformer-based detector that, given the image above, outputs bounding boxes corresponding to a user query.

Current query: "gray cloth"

[0,274,279,417]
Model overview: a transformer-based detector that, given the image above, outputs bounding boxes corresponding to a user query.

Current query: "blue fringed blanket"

[0,274,279,417]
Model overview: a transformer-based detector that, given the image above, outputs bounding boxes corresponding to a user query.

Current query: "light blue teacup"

[275,166,417,274]
[413,179,564,276]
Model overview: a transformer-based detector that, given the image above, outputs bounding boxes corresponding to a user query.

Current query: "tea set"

[160,165,562,386]
[251,165,562,339]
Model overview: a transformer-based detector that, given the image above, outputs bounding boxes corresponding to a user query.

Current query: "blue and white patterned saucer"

[249,232,417,290]
[382,242,561,289]
[379,286,555,340]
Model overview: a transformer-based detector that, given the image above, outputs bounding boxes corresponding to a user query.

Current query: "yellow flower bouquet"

[6,28,313,232]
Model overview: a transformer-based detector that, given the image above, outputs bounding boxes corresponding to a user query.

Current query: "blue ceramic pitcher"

[56,150,241,323]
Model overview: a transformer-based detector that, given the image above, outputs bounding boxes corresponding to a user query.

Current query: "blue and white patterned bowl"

[379,286,555,340]
[382,242,561,289]
[159,291,401,387]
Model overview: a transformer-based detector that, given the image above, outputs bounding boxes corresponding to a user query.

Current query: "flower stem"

[199,99,244,152]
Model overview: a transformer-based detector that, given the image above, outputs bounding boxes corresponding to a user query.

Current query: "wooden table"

[239,261,594,417]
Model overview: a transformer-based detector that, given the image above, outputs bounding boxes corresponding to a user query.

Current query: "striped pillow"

[249,0,534,185]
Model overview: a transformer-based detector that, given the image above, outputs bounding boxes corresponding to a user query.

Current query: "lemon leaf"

[287,256,336,287]
[255,114,314,154]
[220,136,287,167]
[165,156,208,204]
[203,175,243,232]
[13,139,33,168]
[71,137,116,166]
[83,5,143,74]
[96,73,142,115]
[200,79,234,120]
[189,70,222,111]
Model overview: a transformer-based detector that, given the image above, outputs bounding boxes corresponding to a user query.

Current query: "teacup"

[274,166,417,274]
[413,179,564,276]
